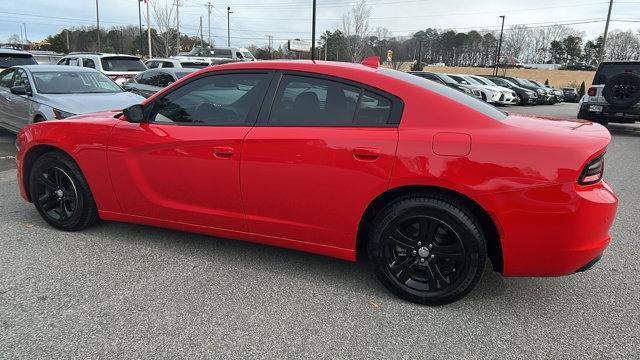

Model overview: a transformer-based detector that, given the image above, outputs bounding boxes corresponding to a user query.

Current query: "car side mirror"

[123,104,146,123]
[10,86,31,96]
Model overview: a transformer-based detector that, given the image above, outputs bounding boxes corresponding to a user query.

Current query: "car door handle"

[212,146,235,158]
[352,147,381,161]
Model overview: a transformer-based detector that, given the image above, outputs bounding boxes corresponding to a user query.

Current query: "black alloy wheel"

[29,152,99,231]
[368,196,486,305]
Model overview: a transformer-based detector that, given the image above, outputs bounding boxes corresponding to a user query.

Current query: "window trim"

[142,69,275,127]
[256,70,403,128]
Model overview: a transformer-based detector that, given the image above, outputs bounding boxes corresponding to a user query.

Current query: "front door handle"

[212,146,235,158]
[352,147,381,161]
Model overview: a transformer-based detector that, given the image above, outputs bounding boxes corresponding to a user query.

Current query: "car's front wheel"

[368,195,486,305]
[29,152,99,231]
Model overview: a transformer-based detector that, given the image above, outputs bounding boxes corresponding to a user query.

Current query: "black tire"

[367,195,486,305]
[603,72,640,108]
[29,151,99,231]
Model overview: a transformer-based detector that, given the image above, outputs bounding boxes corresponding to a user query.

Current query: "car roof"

[146,58,178,62]
[145,67,199,74]
[0,48,33,56]
[192,60,380,74]
[17,65,100,73]
[66,52,140,59]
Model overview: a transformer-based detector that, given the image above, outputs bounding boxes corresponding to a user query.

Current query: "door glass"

[67,58,79,66]
[269,75,361,126]
[156,73,175,87]
[355,91,391,125]
[149,73,270,125]
[82,58,96,68]
[146,61,159,69]
[136,72,155,85]
[0,69,15,88]
[13,69,32,92]
[162,61,174,68]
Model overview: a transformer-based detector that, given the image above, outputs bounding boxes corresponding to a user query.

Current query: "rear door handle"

[212,146,235,158]
[352,147,381,161]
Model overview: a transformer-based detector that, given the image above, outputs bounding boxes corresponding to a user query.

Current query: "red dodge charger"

[15,60,617,304]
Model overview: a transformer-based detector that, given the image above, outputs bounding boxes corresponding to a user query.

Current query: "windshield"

[32,71,122,94]
[514,78,535,87]
[434,73,458,85]
[175,71,195,79]
[461,76,482,85]
[379,68,506,121]
[100,57,146,72]
[0,54,37,67]
[242,51,254,59]
[529,80,544,87]
[472,76,495,86]
[594,63,640,85]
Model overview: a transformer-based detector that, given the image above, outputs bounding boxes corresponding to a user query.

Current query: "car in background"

[578,61,640,125]
[122,68,198,98]
[562,87,580,103]
[57,52,147,86]
[145,58,211,69]
[408,71,481,99]
[466,75,518,105]
[0,65,143,133]
[15,60,618,305]
[30,50,65,65]
[544,85,565,103]
[173,46,256,65]
[528,80,557,105]
[448,74,515,105]
[565,63,596,71]
[0,48,37,72]
[482,75,537,105]
[493,76,552,105]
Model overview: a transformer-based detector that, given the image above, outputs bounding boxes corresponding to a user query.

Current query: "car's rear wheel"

[367,195,486,305]
[29,152,99,231]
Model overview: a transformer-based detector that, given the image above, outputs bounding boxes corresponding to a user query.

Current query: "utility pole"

[138,0,143,56]
[494,15,505,76]
[147,0,152,58]
[22,23,28,48]
[311,0,316,60]
[227,7,233,47]
[200,16,204,47]
[205,1,213,47]
[265,35,273,54]
[324,37,328,60]
[175,0,181,54]
[96,0,101,51]
[20,25,24,50]
[600,0,613,62]
[66,29,70,52]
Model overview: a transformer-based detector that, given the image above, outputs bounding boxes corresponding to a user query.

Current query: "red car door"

[241,73,402,250]
[107,71,273,231]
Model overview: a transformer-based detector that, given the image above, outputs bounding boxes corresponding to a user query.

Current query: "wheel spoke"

[58,200,66,220]
[389,256,414,274]
[422,262,437,289]
[427,262,450,287]
[389,228,415,250]
[396,258,419,284]
[41,197,58,211]
[38,175,56,190]
[53,168,62,187]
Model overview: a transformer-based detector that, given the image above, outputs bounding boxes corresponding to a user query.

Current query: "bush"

[544,79,549,85]
[410,62,423,71]
[578,81,586,97]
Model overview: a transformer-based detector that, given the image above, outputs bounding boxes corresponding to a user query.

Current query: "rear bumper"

[579,103,640,122]
[479,180,617,276]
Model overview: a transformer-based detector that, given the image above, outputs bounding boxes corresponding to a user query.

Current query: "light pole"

[227,7,233,47]
[494,15,505,76]
[138,0,143,56]
[147,0,152,58]
[311,0,316,60]
[96,0,100,51]
[600,0,613,62]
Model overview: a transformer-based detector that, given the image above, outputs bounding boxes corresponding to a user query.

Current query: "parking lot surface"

[1,103,639,359]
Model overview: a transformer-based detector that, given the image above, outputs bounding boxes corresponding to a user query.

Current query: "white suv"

[57,53,147,86]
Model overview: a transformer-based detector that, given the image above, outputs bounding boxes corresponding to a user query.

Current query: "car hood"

[36,92,144,115]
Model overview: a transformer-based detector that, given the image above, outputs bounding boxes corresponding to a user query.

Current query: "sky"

[1,0,639,48]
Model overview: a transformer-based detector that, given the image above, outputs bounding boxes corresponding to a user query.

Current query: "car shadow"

[78,219,568,308]
[607,123,640,137]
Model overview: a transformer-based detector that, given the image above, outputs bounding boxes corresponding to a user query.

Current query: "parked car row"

[409,71,574,106]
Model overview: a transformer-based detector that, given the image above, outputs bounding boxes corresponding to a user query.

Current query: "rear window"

[100,57,146,72]
[0,53,36,68]
[594,63,640,85]
[181,62,209,69]
[175,71,194,79]
[212,49,233,58]
[379,69,507,121]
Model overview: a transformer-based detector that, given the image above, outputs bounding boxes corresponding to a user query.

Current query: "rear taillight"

[587,87,597,96]
[578,155,604,185]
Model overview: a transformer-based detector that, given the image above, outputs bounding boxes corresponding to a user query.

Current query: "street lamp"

[494,15,505,76]
[227,7,233,47]
[311,0,316,60]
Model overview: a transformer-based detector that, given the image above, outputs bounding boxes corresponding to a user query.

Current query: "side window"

[156,73,175,87]
[149,73,270,125]
[13,69,31,91]
[136,72,155,85]
[236,52,244,59]
[162,61,174,68]
[146,61,159,69]
[82,58,96,68]
[356,91,391,125]
[269,75,361,126]
[57,58,68,65]
[0,69,15,88]
[67,58,79,66]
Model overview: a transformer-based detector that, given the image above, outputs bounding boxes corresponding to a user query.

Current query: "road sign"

[288,39,311,52]
[386,50,393,62]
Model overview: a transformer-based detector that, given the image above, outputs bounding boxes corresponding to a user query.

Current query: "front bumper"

[479,180,617,276]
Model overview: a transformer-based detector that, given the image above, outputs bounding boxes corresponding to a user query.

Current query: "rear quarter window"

[379,69,507,121]
[0,54,37,68]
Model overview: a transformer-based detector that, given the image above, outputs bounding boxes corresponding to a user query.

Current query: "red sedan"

[15,60,617,305]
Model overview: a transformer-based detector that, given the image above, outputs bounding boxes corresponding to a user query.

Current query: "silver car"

[0,65,144,133]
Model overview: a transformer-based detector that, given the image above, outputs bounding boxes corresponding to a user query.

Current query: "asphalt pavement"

[1,103,639,359]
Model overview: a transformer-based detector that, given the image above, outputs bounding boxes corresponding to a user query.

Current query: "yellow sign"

[386,50,393,62]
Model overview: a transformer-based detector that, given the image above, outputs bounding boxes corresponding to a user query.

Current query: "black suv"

[578,61,640,125]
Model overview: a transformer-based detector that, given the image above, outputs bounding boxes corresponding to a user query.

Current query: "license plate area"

[589,105,603,113]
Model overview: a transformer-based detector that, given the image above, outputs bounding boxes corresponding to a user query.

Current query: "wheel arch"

[22,144,75,202]
[356,185,503,273]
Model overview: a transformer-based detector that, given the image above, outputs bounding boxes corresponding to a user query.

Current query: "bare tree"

[606,29,640,61]
[6,34,21,45]
[150,0,176,57]
[342,0,371,62]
